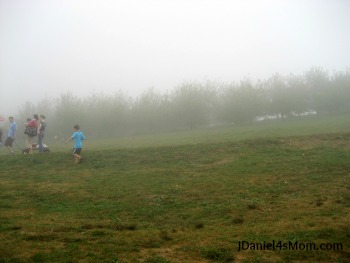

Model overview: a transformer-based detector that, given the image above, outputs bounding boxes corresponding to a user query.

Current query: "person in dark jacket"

[37,115,47,153]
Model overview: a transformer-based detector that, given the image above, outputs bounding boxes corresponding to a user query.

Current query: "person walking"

[37,115,47,153]
[25,114,39,154]
[5,116,17,154]
[65,124,85,163]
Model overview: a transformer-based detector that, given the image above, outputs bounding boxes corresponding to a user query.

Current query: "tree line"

[15,67,350,140]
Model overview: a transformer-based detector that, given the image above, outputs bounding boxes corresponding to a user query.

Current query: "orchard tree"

[219,79,264,124]
[304,67,330,113]
[327,70,350,113]
[131,87,163,133]
[265,74,293,118]
[286,74,309,116]
[171,82,216,129]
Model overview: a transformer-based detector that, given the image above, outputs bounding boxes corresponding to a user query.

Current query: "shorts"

[5,137,15,147]
[73,148,82,155]
[26,135,34,149]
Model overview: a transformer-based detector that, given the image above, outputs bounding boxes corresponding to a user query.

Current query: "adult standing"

[37,115,47,153]
[5,116,17,154]
[25,114,39,154]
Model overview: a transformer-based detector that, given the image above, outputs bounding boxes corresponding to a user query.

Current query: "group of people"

[24,114,47,154]
[0,114,47,154]
[0,114,86,163]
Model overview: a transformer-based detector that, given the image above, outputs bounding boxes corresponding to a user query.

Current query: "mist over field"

[1,67,348,144]
[1,2,350,261]
[1,0,350,117]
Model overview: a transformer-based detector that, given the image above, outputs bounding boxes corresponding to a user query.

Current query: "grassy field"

[0,114,350,262]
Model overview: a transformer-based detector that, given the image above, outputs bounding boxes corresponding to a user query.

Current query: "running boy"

[65,124,85,163]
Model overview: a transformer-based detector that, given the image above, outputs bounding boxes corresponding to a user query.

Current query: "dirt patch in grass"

[139,244,209,263]
[282,132,350,150]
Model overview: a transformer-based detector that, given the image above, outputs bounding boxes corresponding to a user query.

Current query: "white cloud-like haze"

[1,0,349,115]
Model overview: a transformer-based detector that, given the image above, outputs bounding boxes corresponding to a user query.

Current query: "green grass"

[4,112,349,154]
[0,114,350,262]
[74,113,350,151]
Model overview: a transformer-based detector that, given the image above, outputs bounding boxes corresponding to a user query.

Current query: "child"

[6,116,17,154]
[65,124,86,163]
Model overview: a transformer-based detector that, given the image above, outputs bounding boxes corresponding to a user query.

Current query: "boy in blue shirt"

[65,124,86,163]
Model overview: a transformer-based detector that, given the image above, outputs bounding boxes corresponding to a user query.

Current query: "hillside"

[0,115,349,262]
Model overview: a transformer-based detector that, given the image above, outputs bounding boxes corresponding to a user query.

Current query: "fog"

[1,0,350,116]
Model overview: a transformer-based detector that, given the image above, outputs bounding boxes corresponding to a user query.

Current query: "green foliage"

[12,68,350,143]
[219,79,264,124]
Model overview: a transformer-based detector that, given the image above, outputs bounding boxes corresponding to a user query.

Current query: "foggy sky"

[1,0,349,116]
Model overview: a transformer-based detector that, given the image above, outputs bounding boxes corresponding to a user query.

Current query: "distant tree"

[155,92,178,131]
[109,91,132,136]
[265,74,293,118]
[219,79,264,124]
[327,70,350,113]
[286,74,309,116]
[171,82,216,129]
[131,87,163,133]
[304,67,330,114]
[53,92,86,137]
